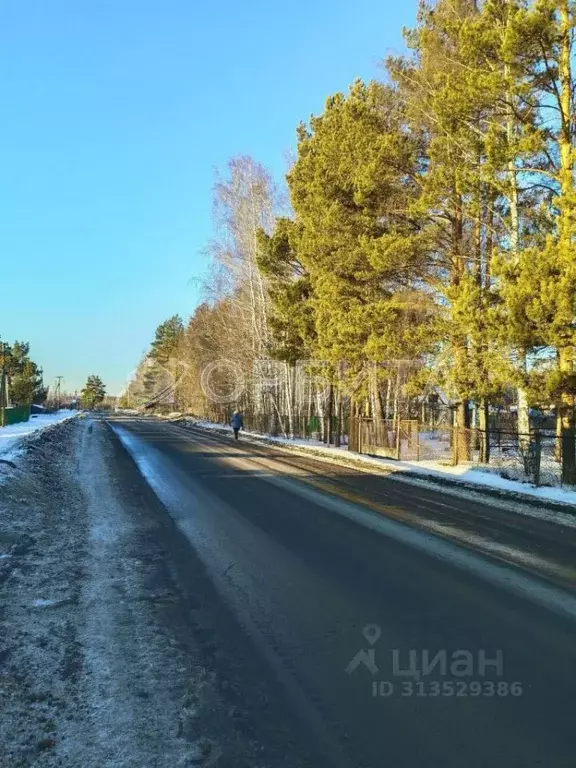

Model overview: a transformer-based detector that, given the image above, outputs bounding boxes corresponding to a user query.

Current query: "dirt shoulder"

[0,417,312,768]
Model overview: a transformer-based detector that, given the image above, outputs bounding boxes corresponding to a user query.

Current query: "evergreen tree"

[150,315,185,366]
[143,367,158,398]
[256,217,315,364]
[388,0,489,444]
[491,0,576,482]
[387,0,546,454]
[81,375,106,409]
[287,80,434,398]
[0,340,47,405]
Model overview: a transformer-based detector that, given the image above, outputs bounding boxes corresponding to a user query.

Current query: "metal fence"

[349,418,419,459]
[349,418,571,488]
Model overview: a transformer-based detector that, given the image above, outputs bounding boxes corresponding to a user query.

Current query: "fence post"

[396,418,401,460]
[327,383,334,445]
[533,431,542,487]
[453,426,459,466]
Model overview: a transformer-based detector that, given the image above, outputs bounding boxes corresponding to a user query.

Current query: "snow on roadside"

[166,416,576,512]
[0,410,79,461]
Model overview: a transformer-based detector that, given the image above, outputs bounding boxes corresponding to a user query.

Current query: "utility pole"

[0,342,7,427]
[37,368,44,409]
[54,376,64,411]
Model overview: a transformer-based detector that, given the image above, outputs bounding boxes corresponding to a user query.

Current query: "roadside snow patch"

[32,598,62,608]
[0,410,78,462]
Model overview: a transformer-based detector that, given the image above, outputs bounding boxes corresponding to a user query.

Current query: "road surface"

[103,416,576,768]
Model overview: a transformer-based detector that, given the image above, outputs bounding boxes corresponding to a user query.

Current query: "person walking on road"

[231,410,244,440]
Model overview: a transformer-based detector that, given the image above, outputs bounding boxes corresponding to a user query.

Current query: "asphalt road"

[107,417,576,768]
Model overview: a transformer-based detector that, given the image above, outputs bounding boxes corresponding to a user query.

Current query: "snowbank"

[338,453,576,508]
[0,410,79,460]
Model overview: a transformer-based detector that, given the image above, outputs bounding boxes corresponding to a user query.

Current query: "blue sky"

[0,0,416,396]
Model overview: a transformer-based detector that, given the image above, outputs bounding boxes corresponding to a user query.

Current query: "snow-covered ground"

[169,416,576,509]
[0,410,78,460]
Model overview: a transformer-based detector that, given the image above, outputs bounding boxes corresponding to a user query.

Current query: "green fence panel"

[1,405,31,427]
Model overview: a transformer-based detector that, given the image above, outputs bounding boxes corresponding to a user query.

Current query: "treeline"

[0,340,47,406]
[139,0,576,483]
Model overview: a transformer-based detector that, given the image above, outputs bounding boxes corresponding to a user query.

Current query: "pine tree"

[256,217,315,364]
[0,340,47,406]
[491,0,576,482]
[81,375,106,410]
[287,80,434,406]
[150,315,185,366]
[454,0,547,452]
[387,0,542,456]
